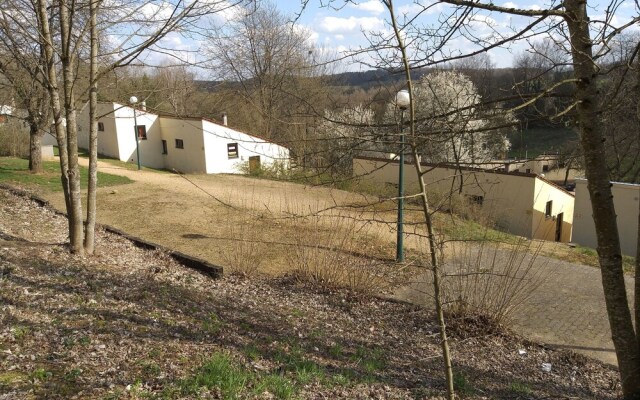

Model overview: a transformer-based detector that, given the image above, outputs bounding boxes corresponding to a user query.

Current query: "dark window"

[526,168,531,173]
[470,195,484,206]
[545,200,553,217]
[175,139,184,149]
[98,122,104,131]
[161,140,168,154]
[136,125,147,140]
[227,143,239,159]
[542,164,549,172]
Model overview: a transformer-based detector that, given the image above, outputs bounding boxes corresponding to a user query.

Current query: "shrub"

[440,237,547,324]
[285,215,399,295]
[0,121,29,158]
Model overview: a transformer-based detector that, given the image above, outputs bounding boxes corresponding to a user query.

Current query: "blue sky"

[271,0,639,69]
[144,0,638,73]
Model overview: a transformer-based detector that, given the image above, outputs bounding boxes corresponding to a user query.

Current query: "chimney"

[141,101,146,111]
[222,113,228,126]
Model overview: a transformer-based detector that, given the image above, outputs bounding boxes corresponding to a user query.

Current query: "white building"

[75,102,290,174]
[573,179,639,256]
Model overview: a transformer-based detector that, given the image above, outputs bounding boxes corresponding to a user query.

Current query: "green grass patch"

[177,352,297,400]
[509,381,532,395]
[0,157,131,192]
[562,244,636,274]
[453,371,475,397]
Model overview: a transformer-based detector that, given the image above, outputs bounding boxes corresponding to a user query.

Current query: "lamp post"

[129,96,141,170]
[395,89,410,263]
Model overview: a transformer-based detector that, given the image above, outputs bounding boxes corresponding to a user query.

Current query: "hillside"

[0,187,622,399]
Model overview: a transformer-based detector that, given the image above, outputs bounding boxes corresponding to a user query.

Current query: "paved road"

[392,246,635,366]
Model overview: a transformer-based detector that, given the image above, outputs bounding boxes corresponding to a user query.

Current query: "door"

[555,212,564,242]
[249,156,261,174]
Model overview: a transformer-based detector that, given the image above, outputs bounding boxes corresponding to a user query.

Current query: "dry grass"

[285,215,404,294]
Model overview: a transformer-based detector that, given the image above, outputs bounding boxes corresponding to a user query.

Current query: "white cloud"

[318,16,386,34]
[349,0,385,15]
[335,34,345,40]
[399,2,443,16]
[502,2,518,8]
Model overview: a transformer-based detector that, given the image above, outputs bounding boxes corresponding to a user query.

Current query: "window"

[542,164,549,172]
[545,200,553,218]
[469,195,484,206]
[227,143,239,159]
[175,139,184,149]
[136,125,147,140]
[525,168,531,173]
[98,122,104,132]
[161,140,168,154]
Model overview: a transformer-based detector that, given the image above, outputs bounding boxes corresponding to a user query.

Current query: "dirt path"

[43,159,410,275]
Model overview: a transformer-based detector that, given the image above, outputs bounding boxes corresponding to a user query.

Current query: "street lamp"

[395,89,410,263]
[129,96,141,170]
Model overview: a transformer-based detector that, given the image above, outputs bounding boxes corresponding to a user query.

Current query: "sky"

[145,0,639,74]
[276,0,639,69]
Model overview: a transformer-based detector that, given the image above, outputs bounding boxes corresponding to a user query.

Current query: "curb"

[0,184,223,279]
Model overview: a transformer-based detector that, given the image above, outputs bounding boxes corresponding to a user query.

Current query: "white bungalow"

[75,102,290,174]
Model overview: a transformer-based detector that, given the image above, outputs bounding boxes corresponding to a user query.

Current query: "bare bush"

[440,238,547,324]
[220,225,266,277]
[285,215,400,294]
[0,122,29,157]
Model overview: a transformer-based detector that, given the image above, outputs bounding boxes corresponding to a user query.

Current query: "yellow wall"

[573,179,639,256]
[353,157,575,241]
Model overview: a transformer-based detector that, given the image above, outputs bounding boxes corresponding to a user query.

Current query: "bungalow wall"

[353,157,574,242]
[202,120,290,174]
[573,179,639,256]
[159,117,207,173]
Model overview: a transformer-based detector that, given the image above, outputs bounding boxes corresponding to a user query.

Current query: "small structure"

[75,102,290,174]
[572,178,639,256]
[353,156,575,242]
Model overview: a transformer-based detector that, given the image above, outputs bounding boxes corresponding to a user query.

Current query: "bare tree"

[0,0,52,173]
[204,0,329,148]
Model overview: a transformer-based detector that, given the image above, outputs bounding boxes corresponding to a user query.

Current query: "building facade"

[353,156,575,242]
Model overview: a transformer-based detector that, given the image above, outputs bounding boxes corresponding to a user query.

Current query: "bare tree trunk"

[385,1,455,398]
[28,123,43,173]
[565,0,640,396]
[84,0,99,254]
[35,0,72,230]
[59,0,84,254]
[635,56,640,363]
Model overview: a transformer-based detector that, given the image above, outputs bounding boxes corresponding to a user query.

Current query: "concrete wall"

[573,179,639,256]
[202,120,290,174]
[113,104,162,168]
[532,178,574,242]
[353,157,574,241]
[159,117,207,173]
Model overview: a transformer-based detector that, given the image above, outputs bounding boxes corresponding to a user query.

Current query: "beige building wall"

[158,117,207,173]
[573,179,639,256]
[532,178,574,242]
[353,157,574,242]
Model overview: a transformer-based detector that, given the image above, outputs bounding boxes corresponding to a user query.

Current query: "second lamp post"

[130,96,141,170]
[395,89,410,263]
